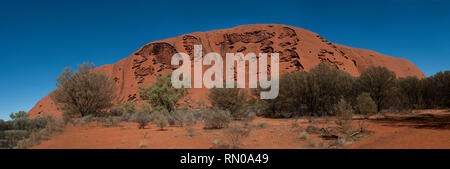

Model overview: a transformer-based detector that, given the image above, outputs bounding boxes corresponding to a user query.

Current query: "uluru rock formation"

[28,24,425,118]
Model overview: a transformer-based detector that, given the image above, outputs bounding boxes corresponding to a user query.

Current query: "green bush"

[51,62,117,118]
[139,73,185,112]
[9,111,28,120]
[121,102,136,114]
[355,92,377,117]
[208,87,248,119]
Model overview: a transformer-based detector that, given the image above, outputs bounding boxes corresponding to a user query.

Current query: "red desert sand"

[32,109,449,149]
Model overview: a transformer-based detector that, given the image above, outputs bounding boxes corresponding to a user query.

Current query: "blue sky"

[0,0,449,120]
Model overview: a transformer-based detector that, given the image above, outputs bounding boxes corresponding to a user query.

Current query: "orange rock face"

[28,24,425,118]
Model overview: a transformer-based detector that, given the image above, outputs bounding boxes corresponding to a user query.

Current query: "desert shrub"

[4,130,29,148]
[103,116,121,127]
[110,106,124,116]
[9,111,28,120]
[208,87,248,119]
[110,102,136,121]
[355,92,377,117]
[132,108,151,129]
[139,73,185,112]
[167,110,183,126]
[334,98,354,135]
[0,120,8,131]
[16,116,65,148]
[0,116,64,149]
[10,118,32,130]
[0,139,7,148]
[246,98,267,116]
[51,62,116,118]
[119,113,132,122]
[29,117,49,130]
[357,66,396,112]
[168,109,196,126]
[203,109,232,129]
[121,102,136,114]
[41,116,64,134]
[223,124,251,149]
[150,110,169,130]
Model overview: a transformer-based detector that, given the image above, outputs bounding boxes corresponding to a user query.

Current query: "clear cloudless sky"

[0,0,449,120]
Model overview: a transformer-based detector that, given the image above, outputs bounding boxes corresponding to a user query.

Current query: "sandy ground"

[349,109,450,149]
[32,110,449,149]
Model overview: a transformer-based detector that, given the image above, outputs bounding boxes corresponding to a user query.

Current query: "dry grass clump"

[334,98,354,135]
[139,140,148,148]
[185,125,196,137]
[210,140,230,149]
[223,124,251,149]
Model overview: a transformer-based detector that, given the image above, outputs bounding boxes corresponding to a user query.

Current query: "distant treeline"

[252,64,450,118]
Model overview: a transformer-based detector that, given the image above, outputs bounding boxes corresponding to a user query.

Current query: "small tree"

[355,93,377,118]
[51,62,116,118]
[357,66,396,112]
[208,87,247,119]
[139,73,185,112]
[9,111,28,120]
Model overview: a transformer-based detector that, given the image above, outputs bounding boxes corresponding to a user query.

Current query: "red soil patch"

[32,118,309,149]
[349,109,450,149]
[32,110,449,149]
